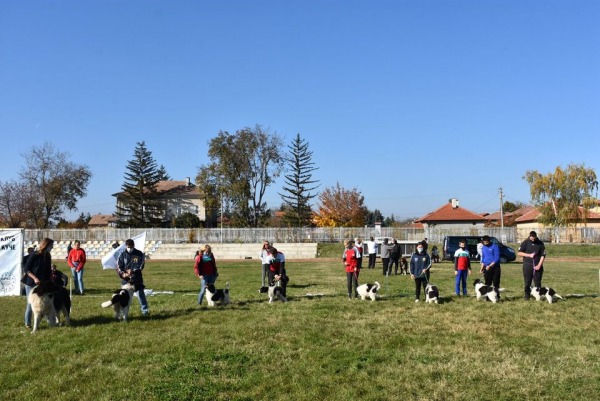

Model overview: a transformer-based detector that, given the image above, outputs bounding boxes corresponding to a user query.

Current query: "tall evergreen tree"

[279,134,320,227]
[116,141,163,227]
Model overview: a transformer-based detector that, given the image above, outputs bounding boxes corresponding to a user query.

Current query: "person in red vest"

[195,244,219,305]
[342,239,361,299]
[67,240,87,295]
[268,247,287,297]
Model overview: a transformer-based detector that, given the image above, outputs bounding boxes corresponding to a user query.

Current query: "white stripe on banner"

[0,229,23,296]
[101,232,146,270]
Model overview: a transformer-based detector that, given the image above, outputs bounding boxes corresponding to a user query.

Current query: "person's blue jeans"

[455,270,468,295]
[198,274,216,305]
[126,284,149,315]
[71,267,85,294]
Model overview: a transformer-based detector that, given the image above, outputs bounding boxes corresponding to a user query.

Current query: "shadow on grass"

[73,307,199,326]
[287,283,318,289]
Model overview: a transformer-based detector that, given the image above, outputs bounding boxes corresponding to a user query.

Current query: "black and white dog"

[531,287,564,304]
[259,279,287,303]
[101,283,135,322]
[51,275,71,327]
[356,282,380,301]
[29,280,60,333]
[473,279,501,303]
[205,282,230,307]
[425,283,439,304]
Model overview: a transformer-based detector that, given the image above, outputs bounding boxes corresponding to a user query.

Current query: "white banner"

[0,229,23,296]
[102,232,146,270]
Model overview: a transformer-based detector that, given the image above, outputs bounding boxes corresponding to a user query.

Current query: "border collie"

[531,287,564,304]
[205,282,230,307]
[425,283,439,304]
[29,281,61,333]
[356,282,380,301]
[101,283,135,322]
[473,279,500,303]
[259,279,287,303]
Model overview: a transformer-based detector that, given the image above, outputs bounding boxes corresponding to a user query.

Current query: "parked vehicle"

[442,236,516,264]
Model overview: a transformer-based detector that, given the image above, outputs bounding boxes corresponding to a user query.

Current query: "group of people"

[343,232,548,303]
[361,237,409,275]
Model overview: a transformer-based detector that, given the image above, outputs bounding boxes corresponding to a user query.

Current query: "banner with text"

[0,229,23,296]
[101,232,146,270]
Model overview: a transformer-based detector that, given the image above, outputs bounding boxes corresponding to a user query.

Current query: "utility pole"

[220,192,223,244]
[499,187,505,232]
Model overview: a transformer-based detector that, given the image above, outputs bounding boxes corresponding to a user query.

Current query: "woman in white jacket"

[258,240,271,286]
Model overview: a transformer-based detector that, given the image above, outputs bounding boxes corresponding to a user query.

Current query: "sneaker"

[415,299,420,303]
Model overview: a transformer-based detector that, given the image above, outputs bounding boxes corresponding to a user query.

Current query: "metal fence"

[19,226,600,244]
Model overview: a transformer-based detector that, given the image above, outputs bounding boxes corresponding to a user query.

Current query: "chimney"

[450,198,459,209]
[186,177,191,186]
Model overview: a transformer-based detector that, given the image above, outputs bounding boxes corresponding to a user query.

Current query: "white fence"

[19,226,600,244]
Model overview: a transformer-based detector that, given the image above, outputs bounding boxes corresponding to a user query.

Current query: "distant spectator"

[380,238,395,276]
[365,237,378,269]
[66,241,72,261]
[258,240,271,287]
[476,239,483,260]
[421,238,428,252]
[354,237,364,271]
[112,241,119,249]
[67,240,86,295]
[390,238,400,274]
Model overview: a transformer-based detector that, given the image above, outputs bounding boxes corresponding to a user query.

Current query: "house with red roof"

[88,214,117,228]
[484,205,535,227]
[415,199,487,230]
[514,205,600,242]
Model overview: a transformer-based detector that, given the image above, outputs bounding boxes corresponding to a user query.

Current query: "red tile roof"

[416,202,487,223]
[88,214,117,226]
[113,180,201,197]
[515,206,600,223]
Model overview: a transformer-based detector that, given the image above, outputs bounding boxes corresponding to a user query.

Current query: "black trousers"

[268,270,287,296]
[357,257,363,270]
[346,272,359,298]
[523,265,543,298]
[415,274,429,300]
[382,258,391,276]
[368,253,376,269]
[391,255,399,274]
[483,266,501,289]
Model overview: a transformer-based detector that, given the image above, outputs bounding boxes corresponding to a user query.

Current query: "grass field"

[2,258,600,400]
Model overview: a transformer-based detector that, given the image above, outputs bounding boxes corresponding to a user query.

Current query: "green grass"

[2,259,600,400]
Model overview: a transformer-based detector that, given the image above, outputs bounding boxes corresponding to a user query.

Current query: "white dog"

[425,283,439,304]
[473,279,501,303]
[205,282,230,307]
[101,283,135,322]
[356,282,381,301]
[29,281,59,333]
[531,287,564,304]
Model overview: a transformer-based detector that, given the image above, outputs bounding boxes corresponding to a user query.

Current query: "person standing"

[390,238,400,274]
[268,247,287,297]
[21,247,34,296]
[380,238,395,276]
[517,231,546,300]
[195,244,219,305]
[365,237,378,269]
[116,239,149,316]
[67,240,87,295]
[65,241,72,261]
[342,239,360,299]
[21,238,54,329]
[476,239,483,260]
[421,238,429,253]
[258,240,271,287]
[410,243,431,303]
[354,237,364,271]
[453,239,471,296]
[480,235,501,294]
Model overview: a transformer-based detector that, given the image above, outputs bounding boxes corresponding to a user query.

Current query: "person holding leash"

[342,239,360,299]
[67,240,86,295]
[517,231,546,300]
[21,238,54,329]
[195,244,219,306]
[410,242,431,303]
[480,235,501,295]
[258,240,271,287]
[116,239,149,316]
[268,247,287,297]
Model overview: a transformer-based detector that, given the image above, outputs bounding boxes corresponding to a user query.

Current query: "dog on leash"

[205,282,230,307]
[473,279,501,303]
[531,287,564,304]
[29,280,61,333]
[259,279,287,303]
[101,283,135,322]
[425,283,439,304]
[356,282,380,301]
[51,280,71,327]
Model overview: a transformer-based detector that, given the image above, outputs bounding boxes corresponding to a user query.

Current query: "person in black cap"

[517,231,546,300]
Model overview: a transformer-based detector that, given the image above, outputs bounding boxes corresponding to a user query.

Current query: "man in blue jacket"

[116,239,149,316]
[479,235,501,295]
[410,243,432,303]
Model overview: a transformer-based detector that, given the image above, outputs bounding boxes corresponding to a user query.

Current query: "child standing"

[342,239,360,299]
[410,243,431,302]
[453,239,471,296]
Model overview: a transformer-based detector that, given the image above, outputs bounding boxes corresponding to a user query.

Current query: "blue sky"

[1,0,599,221]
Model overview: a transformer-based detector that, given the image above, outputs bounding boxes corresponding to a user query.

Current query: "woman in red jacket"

[195,244,218,305]
[67,240,87,295]
[342,239,360,299]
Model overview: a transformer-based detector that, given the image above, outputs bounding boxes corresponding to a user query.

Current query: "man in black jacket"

[517,231,546,300]
[116,239,149,315]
